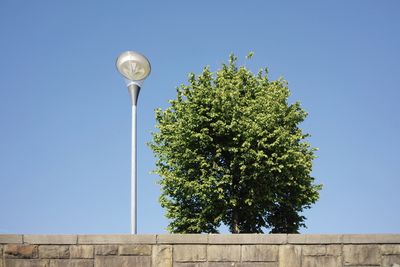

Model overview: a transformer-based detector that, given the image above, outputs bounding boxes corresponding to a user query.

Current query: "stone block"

[95,256,150,267]
[208,234,286,244]
[173,245,207,262]
[206,264,237,267]
[152,245,172,267]
[24,236,77,245]
[207,245,240,262]
[302,256,341,267]
[241,245,278,261]
[238,264,278,267]
[302,245,327,256]
[78,235,155,244]
[279,245,301,267]
[118,245,152,256]
[288,234,342,244]
[0,235,23,244]
[94,245,118,256]
[326,245,342,256]
[343,234,400,244]
[174,263,206,267]
[157,234,208,244]
[343,245,380,265]
[49,260,93,267]
[4,244,38,259]
[207,264,278,267]
[39,246,69,259]
[69,246,93,259]
[3,259,49,267]
[381,244,400,255]
[382,255,400,266]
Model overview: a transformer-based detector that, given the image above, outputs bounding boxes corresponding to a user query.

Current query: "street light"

[116,51,151,234]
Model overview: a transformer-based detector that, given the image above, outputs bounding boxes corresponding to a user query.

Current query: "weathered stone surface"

[343,245,380,265]
[238,264,278,267]
[5,244,38,258]
[382,255,400,266]
[4,234,400,266]
[241,245,279,261]
[279,245,301,267]
[343,234,400,244]
[39,246,69,259]
[24,236,77,245]
[302,245,326,256]
[208,234,286,244]
[94,245,118,256]
[157,234,208,244]
[3,259,49,267]
[78,235,155,244]
[118,245,152,256]
[207,245,240,262]
[381,244,400,255]
[69,246,93,259]
[152,245,172,267]
[174,263,206,267]
[302,256,341,267]
[0,235,23,244]
[206,264,238,267]
[326,245,342,256]
[288,234,342,244]
[95,256,150,267]
[207,263,278,267]
[49,260,93,267]
[173,245,206,262]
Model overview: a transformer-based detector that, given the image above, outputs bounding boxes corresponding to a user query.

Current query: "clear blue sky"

[1,1,399,234]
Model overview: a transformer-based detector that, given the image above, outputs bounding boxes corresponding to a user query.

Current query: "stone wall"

[1,234,400,266]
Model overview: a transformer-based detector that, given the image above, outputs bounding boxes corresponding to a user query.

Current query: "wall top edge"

[1,234,400,245]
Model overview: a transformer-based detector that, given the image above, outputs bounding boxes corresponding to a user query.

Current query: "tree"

[150,54,321,233]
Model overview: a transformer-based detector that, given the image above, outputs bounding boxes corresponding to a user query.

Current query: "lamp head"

[116,51,151,82]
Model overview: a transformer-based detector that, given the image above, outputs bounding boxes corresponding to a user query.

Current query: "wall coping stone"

[24,235,77,244]
[158,234,208,244]
[0,234,399,245]
[288,234,343,244]
[209,234,287,244]
[0,235,23,244]
[78,234,156,244]
[342,234,400,244]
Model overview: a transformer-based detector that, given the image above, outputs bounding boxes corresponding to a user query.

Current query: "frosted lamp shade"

[116,51,151,81]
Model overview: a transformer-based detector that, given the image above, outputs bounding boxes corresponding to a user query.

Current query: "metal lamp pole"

[116,51,151,234]
[129,82,139,235]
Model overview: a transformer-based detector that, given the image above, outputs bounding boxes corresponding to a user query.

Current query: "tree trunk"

[231,166,240,233]
[232,209,240,233]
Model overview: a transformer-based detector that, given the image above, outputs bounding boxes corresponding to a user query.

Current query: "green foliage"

[149,54,322,233]
[246,51,254,60]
